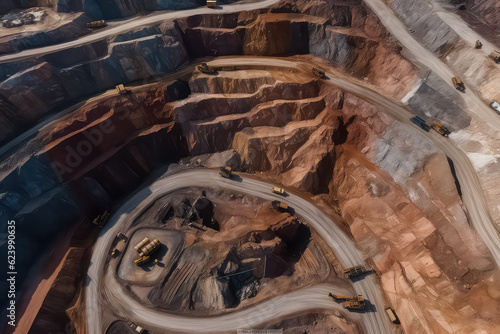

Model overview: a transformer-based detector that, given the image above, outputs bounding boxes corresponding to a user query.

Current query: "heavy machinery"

[127,322,145,333]
[385,307,400,324]
[219,166,232,178]
[111,248,120,257]
[135,238,161,265]
[92,209,110,227]
[490,101,500,115]
[272,186,285,195]
[116,84,129,95]
[207,0,217,8]
[431,121,450,137]
[343,265,365,279]
[312,68,326,79]
[197,63,217,74]
[87,20,107,28]
[452,76,465,92]
[329,293,366,310]
[488,51,500,63]
[410,116,430,132]
[475,40,482,49]
[272,200,289,212]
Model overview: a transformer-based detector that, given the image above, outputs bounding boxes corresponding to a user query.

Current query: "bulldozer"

[452,76,465,92]
[92,209,110,227]
[329,293,366,310]
[475,40,482,49]
[219,166,232,178]
[431,121,450,137]
[87,20,107,28]
[134,238,161,265]
[197,63,217,74]
[343,265,366,279]
[312,68,326,79]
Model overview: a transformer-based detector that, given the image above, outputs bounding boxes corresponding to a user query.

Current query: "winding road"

[2,0,499,331]
[87,169,391,334]
[0,0,280,64]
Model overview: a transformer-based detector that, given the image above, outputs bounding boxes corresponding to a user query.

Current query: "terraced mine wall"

[0,0,486,332]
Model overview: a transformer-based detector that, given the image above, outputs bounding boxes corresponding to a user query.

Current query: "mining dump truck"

[431,121,450,137]
[452,76,465,92]
[489,51,500,63]
[312,68,326,79]
[207,0,216,8]
[475,40,482,49]
[410,116,430,132]
[87,20,107,28]
[343,265,365,279]
[135,238,161,265]
[116,84,129,95]
[197,63,217,74]
[272,186,285,195]
[219,166,232,178]
[127,322,145,333]
[490,101,500,115]
[272,200,289,212]
[329,294,366,310]
[92,209,110,227]
[385,307,400,324]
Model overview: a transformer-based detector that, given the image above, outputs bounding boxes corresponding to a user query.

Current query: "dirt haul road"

[86,169,392,334]
[0,0,280,64]
[363,0,500,129]
[211,56,500,267]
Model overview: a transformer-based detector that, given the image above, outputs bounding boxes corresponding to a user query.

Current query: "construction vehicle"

[431,121,450,137]
[207,0,217,8]
[385,307,400,324]
[452,76,465,92]
[116,84,129,95]
[343,265,366,279]
[475,40,482,49]
[272,200,289,212]
[197,63,217,74]
[219,166,232,178]
[410,116,431,132]
[490,101,500,115]
[86,20,107,28]
[92,209,110,227]
[329,293,366,310]
[127,322,145,333]
[111,248,120,257]
[135,238,161,265]
[272,186,285,195]
[312,68,326,79]
[488,51,500,63]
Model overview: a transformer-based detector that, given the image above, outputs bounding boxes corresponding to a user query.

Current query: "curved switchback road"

[87,169,392,334]
[85,58,500,334]
[0,0,280,64]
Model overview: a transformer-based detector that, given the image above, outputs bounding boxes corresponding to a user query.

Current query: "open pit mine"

[1,0,500,333]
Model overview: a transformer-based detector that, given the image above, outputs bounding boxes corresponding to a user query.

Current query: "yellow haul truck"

[431,121,450,137]
[452,77,465,92]
[207,0,217,8]
[329,294,366,310]
[87,20,107,28]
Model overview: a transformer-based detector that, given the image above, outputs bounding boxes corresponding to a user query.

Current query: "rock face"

[391,0,459,55]
[0,22,188,145]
